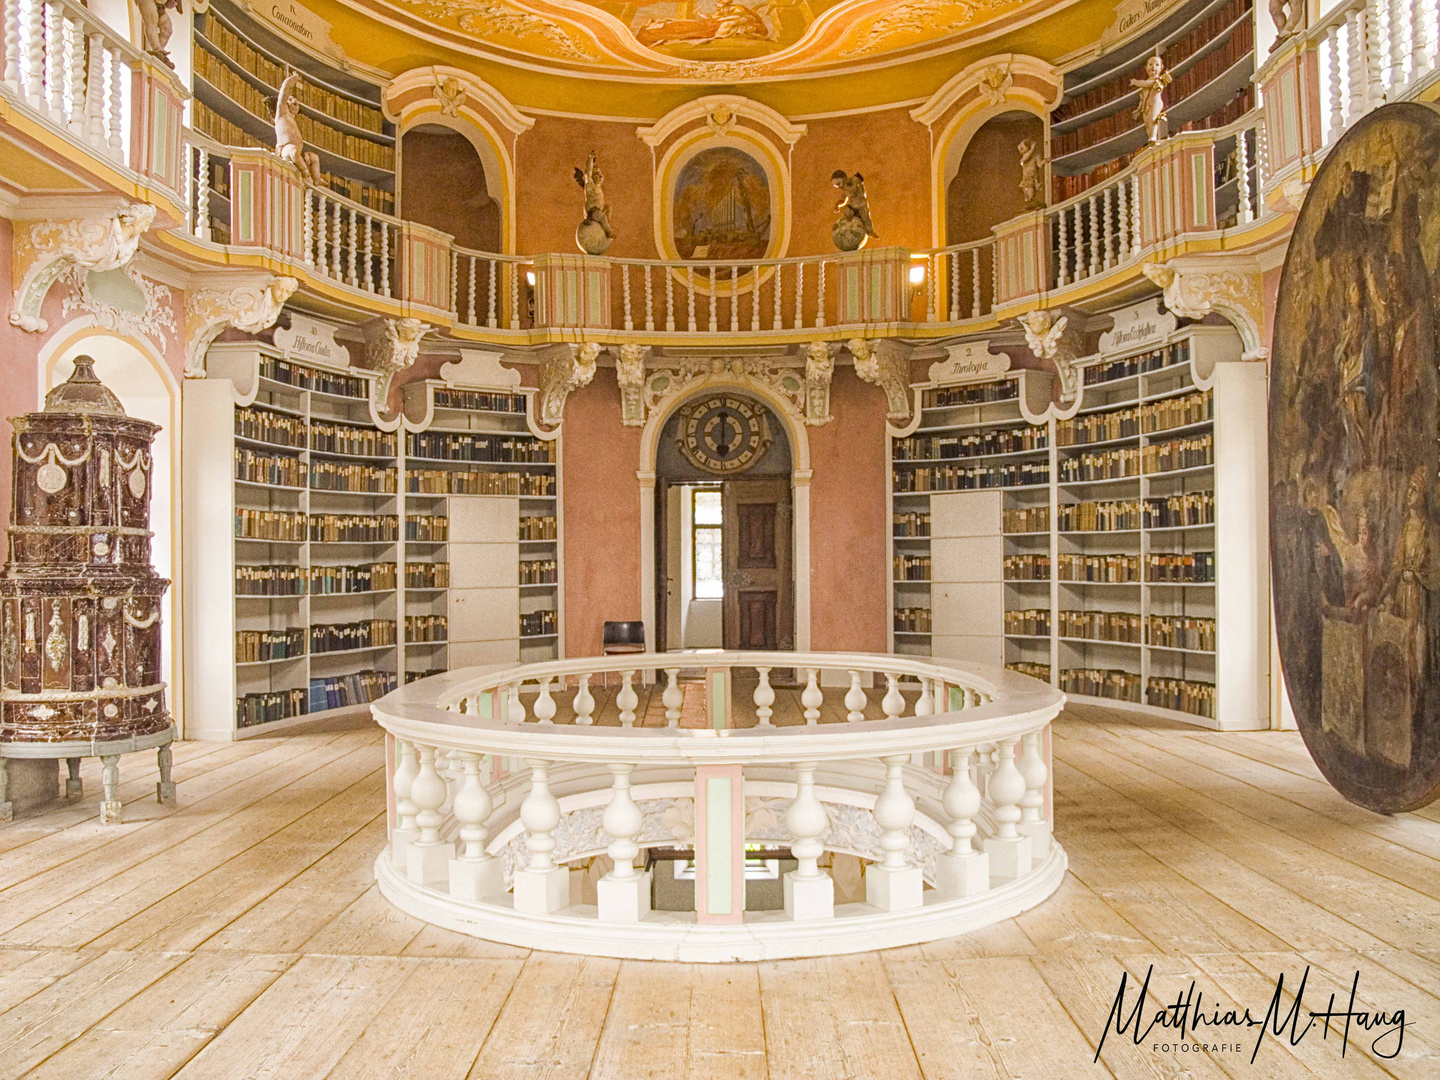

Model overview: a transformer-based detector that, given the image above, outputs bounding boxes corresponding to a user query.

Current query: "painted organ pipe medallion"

[1270,103,1440,814]
[0,359,171,748]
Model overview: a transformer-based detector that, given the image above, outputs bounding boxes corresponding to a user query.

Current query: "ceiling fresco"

[363,0,1069,78]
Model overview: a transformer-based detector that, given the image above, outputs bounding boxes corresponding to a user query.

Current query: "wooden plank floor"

[1,702,1438,1078]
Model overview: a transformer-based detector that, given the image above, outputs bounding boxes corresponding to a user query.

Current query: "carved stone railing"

[0,0,188,205]
[371,651,1065,962]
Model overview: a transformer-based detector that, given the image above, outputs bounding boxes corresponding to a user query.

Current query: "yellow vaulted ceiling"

[295,0,1124,115]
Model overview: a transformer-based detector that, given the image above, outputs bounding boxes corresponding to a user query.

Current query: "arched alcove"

[945,110,1043,246]
[399,124,502,252]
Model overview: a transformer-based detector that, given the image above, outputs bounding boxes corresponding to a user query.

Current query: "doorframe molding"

[637,375,811,655]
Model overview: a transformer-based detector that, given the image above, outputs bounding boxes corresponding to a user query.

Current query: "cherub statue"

[1018,138,1047,208]
[1132,55,1172,144]
[435,75,465,117]
[139,0,183,66]
[1268,0,1304,51]
[573,151,614,255]
[275,73,324,186]
[831,170,877,251]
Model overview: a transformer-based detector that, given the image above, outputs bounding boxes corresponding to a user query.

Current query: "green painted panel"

[710,674,726,730]
[705,777,732,915]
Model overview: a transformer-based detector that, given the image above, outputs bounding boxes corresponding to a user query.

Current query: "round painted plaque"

[1270,102,1440,813]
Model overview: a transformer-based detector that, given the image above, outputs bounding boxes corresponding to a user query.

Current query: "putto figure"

[1132,55,1172,144]
[139,0,183,66]
[275,73,324,186]
[831,170,877,251]
[1268,0,1304,51]
[574,151,614,255]
[1018,139,1047,208]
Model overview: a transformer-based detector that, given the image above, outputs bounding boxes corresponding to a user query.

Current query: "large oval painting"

[1271,102,1440,813]
[672,146,772,261]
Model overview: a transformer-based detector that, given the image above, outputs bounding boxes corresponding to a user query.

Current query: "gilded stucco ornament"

[977,62,1014,106]
[1141,261,1267,358]
[537,341,600,428]
[640,355,822,431]
[183,275,298,377]
[361,317,431,409]
[803,342,836,425]
[848,338,912,422]
[616,343,651,426]
[10,203,157,333]
[1018,308,1086,401]
[435,74,466,116]
[60,264,176,351]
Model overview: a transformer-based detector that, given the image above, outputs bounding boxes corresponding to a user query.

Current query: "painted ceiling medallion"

[368,0,1055,77]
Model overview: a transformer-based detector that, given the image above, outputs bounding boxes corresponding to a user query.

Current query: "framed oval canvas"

[671,146,772,262]
[1270,102,1440,813]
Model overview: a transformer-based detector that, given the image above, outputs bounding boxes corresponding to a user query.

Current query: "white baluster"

[301,189,314,267]
[949,251,960,320]
[380,220,391,296]
[347,207,358,286]
[801,668,822,725]
[64,17,82,130]
[617,670,638,727]
[1106,185,1119,267]
[983,737,1032,879]
[464,254,475,322]
[1054,210,1068,286]
[1389,0,1407,91]
[708,266,718,331]
[816,258,827,328]
[84,31,103,143]
[509,262,519,328]
[1412,0,1429,79]
[753,666,775,727]
[332,202,343,280]
[488,258,498,327]
[914,679,934,717]
[44,5,60,114]
[865,755,922,911]
[195,149,211,242]
[1088,195,1101,277]
[730,265,739,331]
[972,246,982,314]
[663,668,683,727]
[314,196,328,276]
[1236,131,1253,225]
[512,760,569,913]
[106,47,122,155]
[773,264,783,329]
[881,674,905,720]
[844,670,866,723]
[407,744,451,885]
[784,761,833,919]
[1017,730,1050,862]
[392,738,420,861]
[643,264,654,330]
[1129,175,1142,253]
[665,265,676,331]
[533,678,557,725]
[1327,26,1346,143]
[3,0,18,88]
[620,264,632,330]
[935,746,989,897]
[24,0,41,102]
[750,268,761,330]
[794,261,804,328]
[449,752,501,900]
[361,216,374,290]
[1365,1,1384,110]
[686,270,697,331]
[573,673,595,726]
[597,763,650,921]
[1117,178,1131,261]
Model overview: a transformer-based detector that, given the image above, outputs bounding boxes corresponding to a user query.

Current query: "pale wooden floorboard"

[0,705,1435,1078]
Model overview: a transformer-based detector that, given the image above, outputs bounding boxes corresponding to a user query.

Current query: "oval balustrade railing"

[372,651,1066,962]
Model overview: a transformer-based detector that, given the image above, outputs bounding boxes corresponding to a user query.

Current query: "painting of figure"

[1270,102,1440,813]
[672,146,772,261]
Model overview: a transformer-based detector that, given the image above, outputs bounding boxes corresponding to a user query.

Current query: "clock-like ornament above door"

[676,394,773,474]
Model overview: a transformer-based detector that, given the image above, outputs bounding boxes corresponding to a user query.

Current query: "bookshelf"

[190,0,395,223]
[182,330,559,740]
[1049,0,1256,199]
[890,304,1268,729]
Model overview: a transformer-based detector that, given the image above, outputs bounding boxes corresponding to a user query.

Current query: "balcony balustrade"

[372,651,1065,962]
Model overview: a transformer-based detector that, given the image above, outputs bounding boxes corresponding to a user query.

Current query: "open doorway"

[654,394,793,652]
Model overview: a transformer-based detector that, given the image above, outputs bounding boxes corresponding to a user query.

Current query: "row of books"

[235,447,303,487]
[406,515,450,541]
[311,515,398,544]
[236,628,306,662]
[893,512,931,537]
[894,555,931,581]
[922,382,1018,408]
[311,421,397,458]
[519,515,559,540]
[310,461,396,493]
[198,16,387,132]
[310,670,398,712]
[405,615,447,643]
[892,463,1049,492]
[1149,615,1217,652]
[236,688,309,727]
[1007,662,1051,682]
[520,559,559,584]
[1058,406,1140,447]
[1144,434,1213,474]
[408,470,557,496]
[405,562,450,589]
[1058,448,1139,483]
[236,509,306,542]
[1060,553,1140,582]
[1147,678,1217,717]
[310,562,398,594]
[1059,610,1143,643]
[1084,342,1190,386]
[892,426,1046,462]
[433,389,529,413]
[1145,390,1213,433]
[237,565,306,595]
[894,607,932,633]
[1061,668,1142,702]
[1004,554,1051,580]
[407,432,555,463]
[1005,609,1050,636]
[1148,492,1214,528]
[1003,506,1049,533]
[1146,552,1216,583]
[236,406,305,448]
[311,619,396,653]
[1059,498,1143,532]
[260,357,366,398]
[520,610,558,637]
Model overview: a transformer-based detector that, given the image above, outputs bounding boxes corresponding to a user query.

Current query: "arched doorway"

[653,392,794,652]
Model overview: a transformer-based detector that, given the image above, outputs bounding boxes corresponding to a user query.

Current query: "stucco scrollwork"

[616,343,651,426]
[847,338,912,422]
[640,355,820,431]
[1141,261,1266,359]
[10,203,158,333]
[1017,307,1086,401]
[361,317,431,409]
[803,341,837,425]
[183,274,298,377]
[537,341,600,428]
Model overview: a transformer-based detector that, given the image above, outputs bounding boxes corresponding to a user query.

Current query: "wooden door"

[655,479,669,653]
[722,479,793,650]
